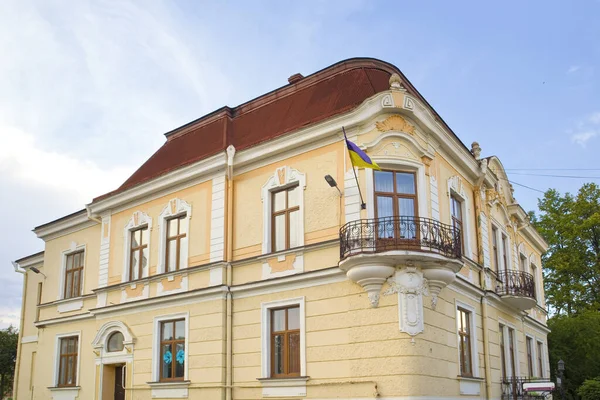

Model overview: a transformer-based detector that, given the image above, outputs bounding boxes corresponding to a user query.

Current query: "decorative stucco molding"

[384,267,428,337]
[122,211,152,282]
[210,176,226,262]
[98,215,111,288]
[375,115,416,135]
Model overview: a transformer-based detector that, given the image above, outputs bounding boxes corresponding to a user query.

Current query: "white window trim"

[455,300,480,377]
[157,198,192,274]
[53,331,82,387]
[260,297,306,378]
[535,338,547,378]
[365,158,428,220]
[525,334,536,377]
[490,219,512,272]
[448,178,472,259]
[498,319,520,378]
[122,211,152,282]
[152,312,189,382]
[261,166,306,255]
[529,254,541,304]
[58,243,87,301]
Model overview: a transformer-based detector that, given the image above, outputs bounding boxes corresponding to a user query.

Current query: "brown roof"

[93,58,471,203]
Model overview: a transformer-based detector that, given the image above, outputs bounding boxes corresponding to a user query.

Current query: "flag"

[345,136,381,171]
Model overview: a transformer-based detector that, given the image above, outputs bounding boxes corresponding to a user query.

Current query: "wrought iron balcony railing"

[339,216,461,260]
[501,376,554,400]
[496,270,536,299]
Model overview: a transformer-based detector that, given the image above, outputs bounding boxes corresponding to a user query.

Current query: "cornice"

[33,211,97,242]
[87,151,226,217]
[13,251,44,269]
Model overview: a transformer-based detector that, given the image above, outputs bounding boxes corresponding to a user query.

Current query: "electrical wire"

[507,172,600,179]
[505,168,600,171]
[506,180,546,194]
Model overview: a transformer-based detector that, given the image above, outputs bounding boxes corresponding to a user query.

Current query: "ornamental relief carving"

[383,266,428,337]
[373,141,419,160]
[375,115,416,135]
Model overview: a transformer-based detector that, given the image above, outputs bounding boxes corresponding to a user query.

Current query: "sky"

[1,0,599,329]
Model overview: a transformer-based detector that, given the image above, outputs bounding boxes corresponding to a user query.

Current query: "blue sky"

[1,0,598,328]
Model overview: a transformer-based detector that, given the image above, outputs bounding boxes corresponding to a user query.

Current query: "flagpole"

[342,127,367,210]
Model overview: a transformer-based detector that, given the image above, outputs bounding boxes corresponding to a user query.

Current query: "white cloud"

[571,130,598,147]
[567,65,581,74]
[570,112,600,147]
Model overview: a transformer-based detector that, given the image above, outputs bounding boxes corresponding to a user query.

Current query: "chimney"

[288,73,304,84]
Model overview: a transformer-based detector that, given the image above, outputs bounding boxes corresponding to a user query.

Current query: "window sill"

[56,297,84,313]
[258,376,309,397]
[147,381,190,398]
[456,375,484,381]
[47,386,80,400]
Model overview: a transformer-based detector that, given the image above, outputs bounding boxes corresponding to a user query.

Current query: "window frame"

[159,319,186,382]
[58,244,86,300]
[122,211,152,283]
[491,226,500,272]
[501,233,509,272]
[271,184,301,252]
[158,199,192,274]
[63,251,85,299]
[270,306,301,378]
[152,313,189,383]
[450,194,464,253]
[499,324,507,381]
[129,226,149,282]
[165,215,187,273]
[261,297,306,379]
[261,167,306,255]
[526,336,534,378]
[107,331,125,353]
[457,307,473,377]
[537,340,545,378]
[455,301,479,378]
[53,332,81,388]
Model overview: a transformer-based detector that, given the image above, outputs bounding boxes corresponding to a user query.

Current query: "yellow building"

[12,58,550,400]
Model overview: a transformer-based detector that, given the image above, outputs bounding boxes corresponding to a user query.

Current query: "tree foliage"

[532,183,600,315]
[0,325,18,399]
[548,311,600,398]
[578,378,600,400]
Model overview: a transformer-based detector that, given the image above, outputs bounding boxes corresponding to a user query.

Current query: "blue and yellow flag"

[345,137,381,170]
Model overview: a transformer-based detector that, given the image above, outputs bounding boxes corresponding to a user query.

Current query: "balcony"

[339,216,463,307]
[496,270,536,310]
[501,377,555,400]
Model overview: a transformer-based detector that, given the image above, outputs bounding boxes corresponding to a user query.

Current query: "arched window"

[107,332,125,352]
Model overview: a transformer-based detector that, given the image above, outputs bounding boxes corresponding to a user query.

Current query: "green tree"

[548,311,600,398]
[578,378,600,400]
[533,183,600,315]
[0,325,18,399]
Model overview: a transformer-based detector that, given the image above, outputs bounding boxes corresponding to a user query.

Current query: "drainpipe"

[225,145,236,400]
[12,262,26,400]
[481,294,493,399]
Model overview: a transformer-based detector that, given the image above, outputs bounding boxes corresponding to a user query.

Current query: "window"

[537,341,544,377]
[501,234,509,272]
[129,227,148,281]
[271,306,300,378]
[159,319,185,381]
[508,328,516,377]
[271,185,300,252]
[526,337,534,377]
[374,170,418,239]
[451,194,464,252]
[531,264,538,302]
[457,308,472,377]
[107,332,125,352]
[520,254,527,272]
[492,226,499,272]
[261,298,306,381]
[166,215,187,272]
[499,324,507,380]
[64,251,84,299]
[36,282,43,320]
[58,336,78,387]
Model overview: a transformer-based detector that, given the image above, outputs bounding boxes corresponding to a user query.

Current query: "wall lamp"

[30,267,47,279]
[324,175,342,196]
